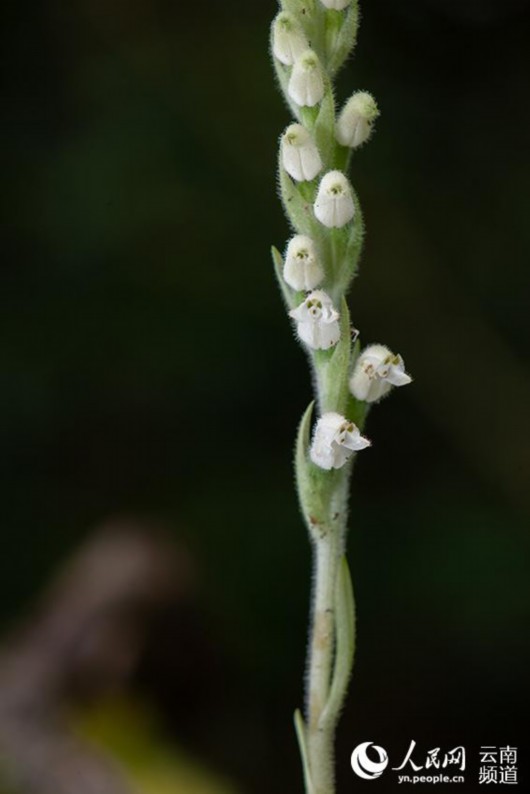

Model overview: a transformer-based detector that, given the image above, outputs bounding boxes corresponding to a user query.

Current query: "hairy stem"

[304,466,351,794]
[307,530,340,794]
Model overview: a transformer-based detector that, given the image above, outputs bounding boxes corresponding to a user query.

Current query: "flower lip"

[283,235,324,291]
[349,344,412,403]
[281,123,323,183]
[310,411,371,471]
[288,49,325,108]
[336,91,380,148]
[314,170,355,228]
[272,11,309,66]
[289,290,340,350]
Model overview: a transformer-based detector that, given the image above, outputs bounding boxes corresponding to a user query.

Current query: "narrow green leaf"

[317,296,352,414]
[295,401,330,535]
[295,400,314,482]
[271,245,298,310]
[313,83,336,169]
[347,395,369,431]
[324,9,343,67]
[328,1,360,77]
[340,335,371,430]
[279,164,316,236]
[294,709,314,794]
[300,105,320,131]
[335,189,365,295]
[320,556,356,730]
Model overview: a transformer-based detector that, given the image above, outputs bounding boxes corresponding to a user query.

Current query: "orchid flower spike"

[283,235,324,291]
[272,12,309,66]
[281,124,323,183]
[349,344,412,403]
[288,49,325,108]
[289,290,340,350]
[336,91,380,149]
[314,170,355,228]
[310,412,370,471]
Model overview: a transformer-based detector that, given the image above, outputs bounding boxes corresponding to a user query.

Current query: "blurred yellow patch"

[72,697,240,794]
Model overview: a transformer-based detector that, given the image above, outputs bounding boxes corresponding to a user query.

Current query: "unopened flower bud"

[289,290,340,350]
[336,92,380,148]
[349,344,412,403]
[288,50,325,108]
[272,12,309,66]
[281,124,323,183]
[314,171,355,228]
[319,0,352,9]
[283,235,324,291]
[310,412,370,471]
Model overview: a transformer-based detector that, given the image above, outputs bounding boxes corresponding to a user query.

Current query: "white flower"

[281,124,323,183]
[349,344,412,403]
[288,50,325,108]
[283,235,324,291]
[314,171,355,228]
[289,290,340,350]
[271,12,309,66]
[310,412,370,471]
[336,92,380,148]
[320,0,352,9]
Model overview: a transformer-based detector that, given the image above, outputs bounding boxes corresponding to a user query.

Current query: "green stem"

[320,557,356,732]
[306,518,341,793]
[303,461,351,794]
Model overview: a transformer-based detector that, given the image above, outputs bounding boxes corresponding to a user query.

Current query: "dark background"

[1,0,529,792]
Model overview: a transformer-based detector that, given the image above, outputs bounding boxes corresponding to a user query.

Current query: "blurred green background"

[1,0,529,791]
